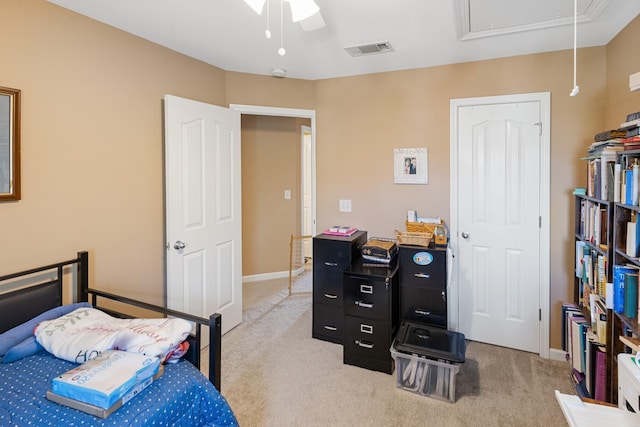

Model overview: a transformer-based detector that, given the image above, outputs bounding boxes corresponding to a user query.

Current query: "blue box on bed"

[51,350,160,409]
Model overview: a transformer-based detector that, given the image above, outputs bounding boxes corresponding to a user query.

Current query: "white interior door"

[450,93,550,356]
[164,95,242,335]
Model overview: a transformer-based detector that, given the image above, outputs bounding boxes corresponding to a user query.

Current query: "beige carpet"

[217,272,575,426]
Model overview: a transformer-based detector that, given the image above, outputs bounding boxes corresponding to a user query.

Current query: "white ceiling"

[47,0,640,81]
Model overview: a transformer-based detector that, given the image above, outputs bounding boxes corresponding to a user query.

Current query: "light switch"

[284,190,291,200]
[339,199,352,212]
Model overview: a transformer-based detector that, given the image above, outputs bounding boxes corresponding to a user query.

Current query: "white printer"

[618,353,640,414]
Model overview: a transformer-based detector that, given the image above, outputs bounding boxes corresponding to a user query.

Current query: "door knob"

[173,241,186,250]
[461,232,470,239]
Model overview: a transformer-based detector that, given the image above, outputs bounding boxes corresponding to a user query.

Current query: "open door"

[164,95,242,335]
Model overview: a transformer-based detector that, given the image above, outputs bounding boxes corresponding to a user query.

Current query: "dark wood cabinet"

[398,245,447,328]
[343,258,398,374]
[312,231,367,344]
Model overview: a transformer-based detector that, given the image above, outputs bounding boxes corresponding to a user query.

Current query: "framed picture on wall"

[394,148,428,184]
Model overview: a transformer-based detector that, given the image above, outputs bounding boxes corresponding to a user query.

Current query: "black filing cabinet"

[343,258,399,374]
[312,231,367,344]
[398,246,447,328]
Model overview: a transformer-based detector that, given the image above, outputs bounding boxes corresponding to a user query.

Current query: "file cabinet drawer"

[399,285,447,328]
[398,246,446,289]
[313,271,344,307]
[313,232,367,272]
[344,316,393,361]
[312,303,344,344]
[344,275,392,321]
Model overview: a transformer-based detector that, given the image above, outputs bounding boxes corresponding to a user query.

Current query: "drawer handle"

[415,309,431,316]
[360,324,374,334]
[414,273,430,279]
[355,300,373,309]
[324,293,338,299]
[355,340,374,349]
[324,261,339,267]
[360,284,373,294]
[324,325,338,331]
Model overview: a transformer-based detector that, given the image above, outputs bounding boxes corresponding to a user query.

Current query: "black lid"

[393,321,466,363]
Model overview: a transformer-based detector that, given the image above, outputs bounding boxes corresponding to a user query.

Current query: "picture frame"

[0,86,21,201]
[394,148,428,184]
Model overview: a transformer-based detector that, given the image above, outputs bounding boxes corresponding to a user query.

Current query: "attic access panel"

[456,0,609,40]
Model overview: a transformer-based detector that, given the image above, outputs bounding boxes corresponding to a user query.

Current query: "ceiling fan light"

[287,0,320,23]
[244,0,266,15]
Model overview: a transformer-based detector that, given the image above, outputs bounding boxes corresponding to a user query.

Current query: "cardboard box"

[47,366,164,418]
[51,350,160,409]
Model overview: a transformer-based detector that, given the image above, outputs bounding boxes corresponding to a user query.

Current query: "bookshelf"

[610,148,640,405]
[572,193,614,402]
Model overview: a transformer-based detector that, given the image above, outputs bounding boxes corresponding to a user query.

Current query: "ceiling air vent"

[344,41,394,57]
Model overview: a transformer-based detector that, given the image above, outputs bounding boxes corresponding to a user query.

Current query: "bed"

[0,251,238,426]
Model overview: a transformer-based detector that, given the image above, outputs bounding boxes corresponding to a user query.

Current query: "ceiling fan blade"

[287,0,320,22]
[299,11,325,31]
[243,0,266,14]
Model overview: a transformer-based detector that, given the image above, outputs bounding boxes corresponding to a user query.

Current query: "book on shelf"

[47,366,164,419]
[594,129,627,142]
[626,111,640,122]
[613,265,639,314]
[627,126,640,138]
[623,273,639,319]
[620,118,640,130]
[614,163,621,202]
[626,213,640,257]
[561,302,582,352]
[594,345,607,402]
[568,313,590,373]
[592,297,608,346]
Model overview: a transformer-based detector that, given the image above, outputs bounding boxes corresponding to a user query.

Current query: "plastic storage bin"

[391,321,465,403]
[390,347,460,402]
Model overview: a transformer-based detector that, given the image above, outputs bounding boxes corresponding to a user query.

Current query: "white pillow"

[35,307,192,364]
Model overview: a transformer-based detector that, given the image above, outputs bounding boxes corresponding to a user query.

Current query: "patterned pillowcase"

[0,302,92,360]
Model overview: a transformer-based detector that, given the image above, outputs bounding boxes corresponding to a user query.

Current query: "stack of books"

[620,111,640,150]
[46,350,162,418]
[584,111,640,203]
[361,238,398,267]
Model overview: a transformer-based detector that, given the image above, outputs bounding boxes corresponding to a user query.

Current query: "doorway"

[449,93,550,357]
[230,104,317,281]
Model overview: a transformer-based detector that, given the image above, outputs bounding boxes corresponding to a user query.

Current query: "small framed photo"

[394,148,428,184]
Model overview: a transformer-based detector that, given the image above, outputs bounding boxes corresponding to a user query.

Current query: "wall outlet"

[339,199,352,212]
[284,190,291,200]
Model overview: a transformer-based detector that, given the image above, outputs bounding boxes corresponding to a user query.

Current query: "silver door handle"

[461,232,470,239]
[173,241,186,250]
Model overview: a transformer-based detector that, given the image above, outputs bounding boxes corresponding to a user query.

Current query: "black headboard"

[0,253,86,334]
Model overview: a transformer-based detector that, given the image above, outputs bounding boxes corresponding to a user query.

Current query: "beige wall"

[1,0,227,304]
[3,0,638,350]
[241,115,309,275]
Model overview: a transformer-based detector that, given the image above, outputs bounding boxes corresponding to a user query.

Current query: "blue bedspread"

[0,352,238,426]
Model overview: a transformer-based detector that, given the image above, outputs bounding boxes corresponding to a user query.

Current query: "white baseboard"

[243,267,308,283]
[242,270,290,283]
[549,347,567,363]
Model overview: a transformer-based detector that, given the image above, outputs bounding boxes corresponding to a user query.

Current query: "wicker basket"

[395,230,432,247]
[406,220,443,235]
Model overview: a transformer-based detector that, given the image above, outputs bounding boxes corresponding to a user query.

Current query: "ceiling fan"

[243,0,326,31]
